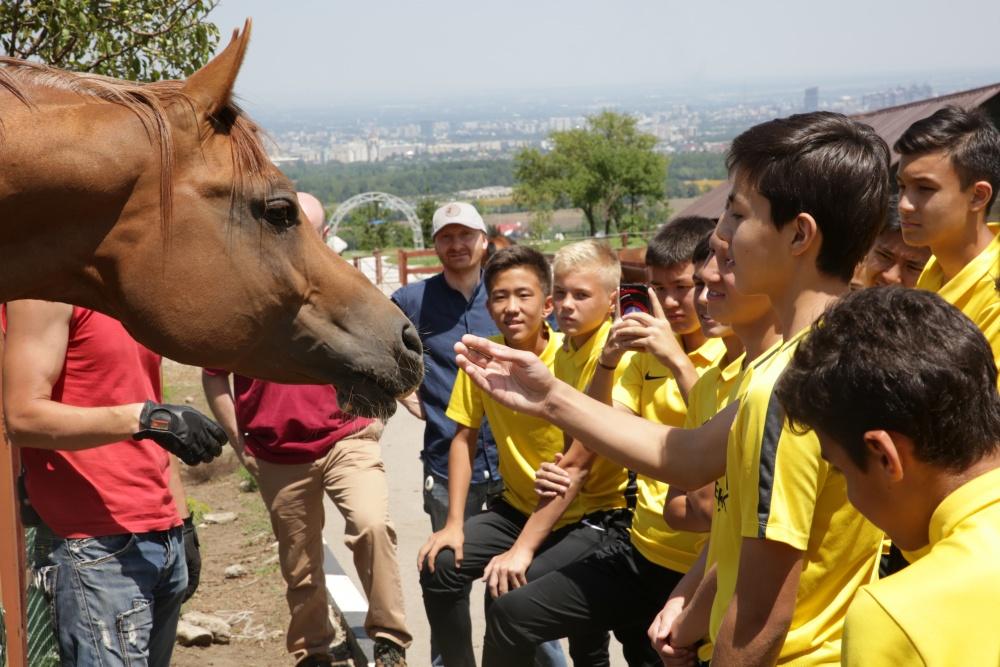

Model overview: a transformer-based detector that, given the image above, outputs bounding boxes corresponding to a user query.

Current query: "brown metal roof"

[675,82,1000,220]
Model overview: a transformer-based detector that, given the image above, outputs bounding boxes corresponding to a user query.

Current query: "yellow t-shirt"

[446,329,585,528]
[843,466,1000,667]
[611,337,728,573]
[709,331,883,665]
[917,222,1000,372]
[553,318,629,515]
[693,352,745,573]
[685,351,745,664]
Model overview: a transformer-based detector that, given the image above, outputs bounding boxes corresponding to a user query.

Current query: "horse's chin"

[333,379,399,420]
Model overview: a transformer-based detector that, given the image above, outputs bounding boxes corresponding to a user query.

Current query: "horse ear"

[181,18,252,119]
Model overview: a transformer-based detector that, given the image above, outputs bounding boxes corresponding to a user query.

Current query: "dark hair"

[776,287,1000,472]
[691,232,713,267]
[483,245,552,295]
[646,216,717,268]
[895,105,1000,212]
[727,111,891,282]
[880,195,901,234]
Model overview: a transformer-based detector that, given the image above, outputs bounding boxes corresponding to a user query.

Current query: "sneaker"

[374,639,407,667]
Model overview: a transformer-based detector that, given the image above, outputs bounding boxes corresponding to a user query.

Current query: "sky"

[207,0,1000,111]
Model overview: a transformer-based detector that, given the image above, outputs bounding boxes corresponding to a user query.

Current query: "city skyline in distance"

[208,0,1000,115]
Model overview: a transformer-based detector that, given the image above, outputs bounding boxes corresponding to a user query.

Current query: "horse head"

[0,21,423,417]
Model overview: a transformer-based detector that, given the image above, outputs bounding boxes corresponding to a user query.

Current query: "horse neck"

[0,90,156,306]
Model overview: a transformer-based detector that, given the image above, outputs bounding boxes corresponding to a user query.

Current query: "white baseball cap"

[432,201,487,238]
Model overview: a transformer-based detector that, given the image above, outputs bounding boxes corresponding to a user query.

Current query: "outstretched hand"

[455,335,557,417]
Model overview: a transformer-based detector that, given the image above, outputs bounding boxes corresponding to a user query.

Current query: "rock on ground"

[224,564,249,579]
[176,620,213,647]
[181,612,232,644]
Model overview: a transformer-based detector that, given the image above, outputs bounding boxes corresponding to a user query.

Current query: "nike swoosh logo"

[644,372,668,381]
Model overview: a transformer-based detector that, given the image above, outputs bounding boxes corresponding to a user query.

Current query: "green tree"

[415,198,438,244]
[0,1,221,81]
[514,111,668,236]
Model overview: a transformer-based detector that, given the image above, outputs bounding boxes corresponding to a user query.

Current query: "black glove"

[181,515,201,602]
[134,400,226,466]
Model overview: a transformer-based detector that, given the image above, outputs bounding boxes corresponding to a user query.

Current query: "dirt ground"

[170,466,292,667]
[164,360,354,667]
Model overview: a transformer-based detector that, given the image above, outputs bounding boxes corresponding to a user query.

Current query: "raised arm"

[456,335,734,489]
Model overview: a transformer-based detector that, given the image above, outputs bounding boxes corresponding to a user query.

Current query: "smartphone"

[619,283,652,316]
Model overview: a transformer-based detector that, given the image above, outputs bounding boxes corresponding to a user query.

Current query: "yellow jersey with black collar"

[612,337,728,573]
[708,330,882,665]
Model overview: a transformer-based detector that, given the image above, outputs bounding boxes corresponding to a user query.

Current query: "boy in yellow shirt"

[482,218,726,666]
[649,232,781,666]
[776,286,1000,666]
[853,197,931,290]
[550,240,632,521]
[456,111,890,665]
[418,246,604,667]
[896,106,1000,366]
[476,240,626,665]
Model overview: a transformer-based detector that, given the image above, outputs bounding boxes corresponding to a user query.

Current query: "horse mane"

[0,57,272,227]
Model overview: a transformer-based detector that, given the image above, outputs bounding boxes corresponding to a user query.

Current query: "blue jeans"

[422,469,504,532]
[34,527,187,667]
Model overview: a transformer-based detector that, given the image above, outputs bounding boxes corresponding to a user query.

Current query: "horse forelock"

[0,57,274,227]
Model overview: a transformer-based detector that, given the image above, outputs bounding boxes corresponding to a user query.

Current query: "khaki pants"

[246,422,411,661]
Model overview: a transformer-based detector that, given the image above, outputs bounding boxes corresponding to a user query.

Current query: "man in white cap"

[391,202,504,665]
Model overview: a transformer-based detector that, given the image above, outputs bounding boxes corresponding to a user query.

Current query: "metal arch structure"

[327,192,424,249]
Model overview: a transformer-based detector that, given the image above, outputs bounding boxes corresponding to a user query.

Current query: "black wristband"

[597,359,618,371]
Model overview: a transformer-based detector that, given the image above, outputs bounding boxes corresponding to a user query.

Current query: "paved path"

[322,408,630,666]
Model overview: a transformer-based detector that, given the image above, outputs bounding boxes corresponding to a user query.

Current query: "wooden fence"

[1,332,28,667]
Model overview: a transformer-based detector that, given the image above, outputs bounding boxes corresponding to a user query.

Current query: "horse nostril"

[401,321,422,357]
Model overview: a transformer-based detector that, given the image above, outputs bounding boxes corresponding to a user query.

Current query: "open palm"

[454,335,556,416]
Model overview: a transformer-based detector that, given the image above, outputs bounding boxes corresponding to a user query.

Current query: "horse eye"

[263,199,298,228]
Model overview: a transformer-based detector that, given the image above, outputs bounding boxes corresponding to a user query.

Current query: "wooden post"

[374,251,383,286]
[352,256,361,270]
[0,334,28,667]
[397,249,409,286]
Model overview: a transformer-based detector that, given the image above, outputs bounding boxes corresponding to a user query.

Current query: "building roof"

[675,82,1000,220]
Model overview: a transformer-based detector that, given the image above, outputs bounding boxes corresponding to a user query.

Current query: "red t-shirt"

[203,371,372,464]
[19,307,179,538]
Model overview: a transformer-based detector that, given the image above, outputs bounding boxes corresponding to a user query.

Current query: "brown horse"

[0,21,421,416]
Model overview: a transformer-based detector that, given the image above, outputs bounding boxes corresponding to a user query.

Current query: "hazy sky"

[208,0,1000,109]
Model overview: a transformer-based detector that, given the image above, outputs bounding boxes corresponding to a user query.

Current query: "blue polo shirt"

[392,273,501,483]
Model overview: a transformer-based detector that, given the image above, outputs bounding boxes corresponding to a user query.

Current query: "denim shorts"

[33,527,187,667]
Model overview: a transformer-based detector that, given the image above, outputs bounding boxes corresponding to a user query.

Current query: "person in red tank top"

[202,192,411,667]
[3,300,226,667]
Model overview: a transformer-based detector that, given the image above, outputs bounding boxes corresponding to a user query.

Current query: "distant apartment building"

[804,86,819,112]
[549,116,574,131]
[861,84,934,111]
